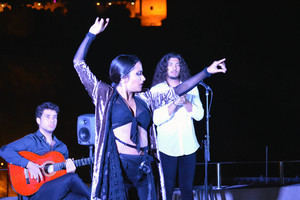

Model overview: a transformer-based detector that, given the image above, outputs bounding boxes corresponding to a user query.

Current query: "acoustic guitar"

[8,151,93,196]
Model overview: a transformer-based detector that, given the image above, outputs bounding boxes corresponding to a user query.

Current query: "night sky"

[1,0,300,184]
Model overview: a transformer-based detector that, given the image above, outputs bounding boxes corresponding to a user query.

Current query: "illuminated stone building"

[133,0,167,26]
[97,0,167,26]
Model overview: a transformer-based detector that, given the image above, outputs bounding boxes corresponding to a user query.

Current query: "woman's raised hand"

[89,17,110,35]
[207,58,227,74]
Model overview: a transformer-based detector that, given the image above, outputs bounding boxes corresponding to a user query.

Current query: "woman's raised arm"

[73,18,109,64]
[72,18,110,103]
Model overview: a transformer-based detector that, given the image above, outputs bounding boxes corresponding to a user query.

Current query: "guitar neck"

[53,157,94,171]
[74,157,94,167]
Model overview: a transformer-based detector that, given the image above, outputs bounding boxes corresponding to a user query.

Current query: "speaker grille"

[77,114,95,145]
[78,127,91,142]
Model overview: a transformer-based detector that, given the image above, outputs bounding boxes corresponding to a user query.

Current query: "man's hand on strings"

[27,161,43,182]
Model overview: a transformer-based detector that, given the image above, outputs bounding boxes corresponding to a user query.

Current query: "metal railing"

[195,160,300,189]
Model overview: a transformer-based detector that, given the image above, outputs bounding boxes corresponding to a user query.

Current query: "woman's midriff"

[113,123,148,155]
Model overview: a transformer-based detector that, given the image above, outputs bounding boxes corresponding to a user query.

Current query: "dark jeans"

[29,173,90,200]
[119,153,156,200]
[160,152,196,200]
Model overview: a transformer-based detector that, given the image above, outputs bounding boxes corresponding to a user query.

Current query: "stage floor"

[1,184,300,200]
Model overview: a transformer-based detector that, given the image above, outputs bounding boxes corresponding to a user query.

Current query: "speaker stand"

[89,145,93,180]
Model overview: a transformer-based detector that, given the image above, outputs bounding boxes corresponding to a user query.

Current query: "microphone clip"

[199,81,212,91]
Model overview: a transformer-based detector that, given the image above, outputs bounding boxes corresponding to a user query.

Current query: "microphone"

[199,81,212,91]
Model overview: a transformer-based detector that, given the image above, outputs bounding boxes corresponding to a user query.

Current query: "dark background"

[1,0,300,184]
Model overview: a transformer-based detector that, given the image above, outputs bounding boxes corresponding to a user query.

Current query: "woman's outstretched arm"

[174,58,227,96]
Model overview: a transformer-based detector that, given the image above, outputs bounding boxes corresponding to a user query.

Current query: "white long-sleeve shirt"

[150,81,204,156]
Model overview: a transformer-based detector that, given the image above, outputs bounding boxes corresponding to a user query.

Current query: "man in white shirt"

[150,53,204,200]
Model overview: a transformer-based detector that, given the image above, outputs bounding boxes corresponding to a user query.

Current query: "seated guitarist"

[0,102,91,200]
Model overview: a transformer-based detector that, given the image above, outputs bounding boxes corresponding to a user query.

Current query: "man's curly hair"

[151,53,191,87]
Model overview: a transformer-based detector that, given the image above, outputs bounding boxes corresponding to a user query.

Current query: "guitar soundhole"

[44,164,53,175]
[42,161,55,177]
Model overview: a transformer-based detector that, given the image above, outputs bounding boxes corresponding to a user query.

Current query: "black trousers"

[119,153,156,200]
[160,152,196,200]
[29,173,90,200]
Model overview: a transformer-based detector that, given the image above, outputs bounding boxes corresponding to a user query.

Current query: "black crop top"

[111,94,151,150]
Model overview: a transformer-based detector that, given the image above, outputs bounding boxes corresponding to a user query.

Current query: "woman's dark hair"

[109,54,140,86]
[35,102,59,118]
[151,53,191,87]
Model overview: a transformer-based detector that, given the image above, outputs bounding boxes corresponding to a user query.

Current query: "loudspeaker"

[77,114,95,145]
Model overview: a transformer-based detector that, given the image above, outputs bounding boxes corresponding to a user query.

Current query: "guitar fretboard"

[53,157,94,172]
[74,157,94,167]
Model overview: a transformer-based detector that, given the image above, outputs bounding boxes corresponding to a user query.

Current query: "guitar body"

[8,151,67,196]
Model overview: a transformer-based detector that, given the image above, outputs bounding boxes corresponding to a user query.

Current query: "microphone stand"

[199,81,213,200]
